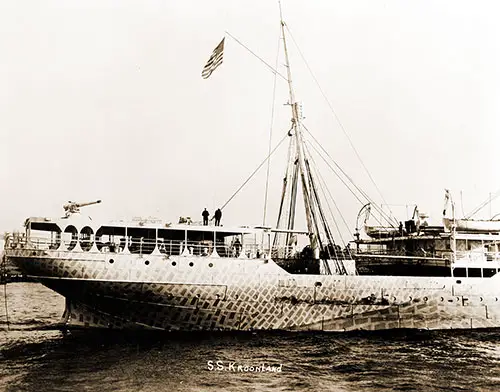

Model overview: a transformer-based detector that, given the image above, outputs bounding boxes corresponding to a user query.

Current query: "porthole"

[189,262,194,267]
[480,297,484,302]
[409,296,412,301]
[208,263,214,268]
[234,294,239,300]
[440,297,444,302]
[423,297,428,302]
[315,282,322,287]
[145,260,150,265]
[109,259,114,264]
[172,261,177,266]
[456,280,462,284]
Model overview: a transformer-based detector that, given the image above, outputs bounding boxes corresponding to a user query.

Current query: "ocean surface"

[0,283,499,392]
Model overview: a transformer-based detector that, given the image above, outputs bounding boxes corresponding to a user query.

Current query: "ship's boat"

[443,218,500,233]
[364,225,399,239]
[4,9,500,332]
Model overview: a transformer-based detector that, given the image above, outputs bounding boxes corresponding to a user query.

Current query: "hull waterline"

[7,248,500,332]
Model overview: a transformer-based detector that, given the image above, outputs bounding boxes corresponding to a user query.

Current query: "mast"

[279,4,318,255]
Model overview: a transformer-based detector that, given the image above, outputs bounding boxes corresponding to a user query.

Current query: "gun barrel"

[76,200,102,207]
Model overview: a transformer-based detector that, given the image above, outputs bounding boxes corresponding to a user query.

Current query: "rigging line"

[460,190,465,218]
[220,131,289,211]
[302,124,366,205]
[465,188,500,219]
[302,123,397,228]
[303,145,339,246]
[3,283,8,331]
[304,160,344,273]
[305,141,351,247]
[284,24,396,223]
[306,136,392,230]
[306,141,355,248]
[1,253,9,331]
[311,154,355,261]
[263,26,282,226]
[224,31,288,82]
[273,134,296,246]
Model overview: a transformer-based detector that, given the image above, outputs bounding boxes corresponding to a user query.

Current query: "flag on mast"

[202,38,225,79]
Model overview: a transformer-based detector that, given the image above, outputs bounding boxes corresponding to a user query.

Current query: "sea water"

[0,283,499,392]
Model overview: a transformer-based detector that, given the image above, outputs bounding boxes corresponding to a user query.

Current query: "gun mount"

[63,200,102,217]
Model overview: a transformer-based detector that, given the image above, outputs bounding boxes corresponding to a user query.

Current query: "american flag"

[201,38,224,79]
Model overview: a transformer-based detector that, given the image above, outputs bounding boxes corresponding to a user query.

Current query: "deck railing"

[5,234,294,260]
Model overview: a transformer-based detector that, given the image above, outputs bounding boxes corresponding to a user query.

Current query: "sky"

[1,0,500,240]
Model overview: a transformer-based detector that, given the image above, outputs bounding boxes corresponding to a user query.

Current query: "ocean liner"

[4,11,500,331]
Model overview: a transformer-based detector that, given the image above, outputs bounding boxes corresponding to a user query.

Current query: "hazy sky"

[1,0,499,240]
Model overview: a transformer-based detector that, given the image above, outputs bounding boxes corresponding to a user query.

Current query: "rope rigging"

[222,10,398,269]
[465,188,500,219]
[224,31,288,82]
[1,252,9,331]
[263,26,282,227]
[284,24,397,227]
[220,131,289,211]
[304,140,352,248]
[302,123,397,229]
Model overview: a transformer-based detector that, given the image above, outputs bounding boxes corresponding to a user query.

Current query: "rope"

[308,139,395,231]
[263,26,282,226]
[224,31,288,82]
[303,124,397,228]
[304,141,351,247]
[465,188,500,219]
[220,132,289,211]
[284,24,397,224]
[1,253,9,331]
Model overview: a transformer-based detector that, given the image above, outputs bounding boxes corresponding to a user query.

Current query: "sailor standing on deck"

[214,208,222,226]
[202,208,209,226]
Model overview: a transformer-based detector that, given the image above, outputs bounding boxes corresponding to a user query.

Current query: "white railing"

[455,251,500,263]
[6,234,296,260]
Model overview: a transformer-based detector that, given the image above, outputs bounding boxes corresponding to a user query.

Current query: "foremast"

[279,15,318,256]
[276,8,346,273]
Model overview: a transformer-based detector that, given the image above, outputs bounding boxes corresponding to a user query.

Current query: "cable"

[465,188,500,219]
[224,31,288,82]
[263,25,282,226]
[284,24,396,224]
[302,123,397,228]
[220,132,289,211]
[1,252,9,331]
[305,141,351,246]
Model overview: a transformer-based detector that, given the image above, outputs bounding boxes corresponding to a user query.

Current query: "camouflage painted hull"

[6,248,500,331]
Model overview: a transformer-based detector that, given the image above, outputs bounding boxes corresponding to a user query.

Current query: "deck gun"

[63,200,102,217]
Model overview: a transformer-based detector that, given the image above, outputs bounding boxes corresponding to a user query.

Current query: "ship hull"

[6,248,500,331]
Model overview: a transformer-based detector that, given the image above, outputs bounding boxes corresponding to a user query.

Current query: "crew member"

[214,208,222,226]
[202,208,209,226]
